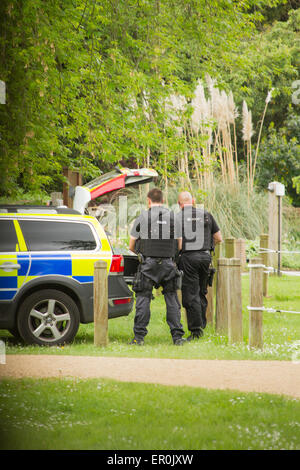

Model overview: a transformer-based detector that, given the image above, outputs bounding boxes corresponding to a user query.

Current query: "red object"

[113,298,132,305]
[109,254,124,274]
[90,174,126,199]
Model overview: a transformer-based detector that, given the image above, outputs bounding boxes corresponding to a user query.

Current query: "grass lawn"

[1,274,299,361]
[0,377,299,450]
[1,274,299,451]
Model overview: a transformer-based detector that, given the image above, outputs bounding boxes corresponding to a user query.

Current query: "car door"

[0,219,30,309]
[17,217,111,283]
[73,167,158,213]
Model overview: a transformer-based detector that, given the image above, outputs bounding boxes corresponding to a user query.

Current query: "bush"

[255,126,300,206]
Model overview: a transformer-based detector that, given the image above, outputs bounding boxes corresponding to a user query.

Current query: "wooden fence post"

[260,234,269,297]
[206,243,221,327]
[63,167,82,208]
[225,238,236,258]
[235,238,246,274]
[249,257,263,349]
[228,258,243,343]
[215,258,243,342]
[206,286,214,326]
[215,258,230,334]
[213,243,221,296]
[94,260,108,347]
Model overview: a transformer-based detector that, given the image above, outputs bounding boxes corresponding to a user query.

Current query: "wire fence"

[259,248,300,255]
[247,306,300,315]
[247,261,300,315]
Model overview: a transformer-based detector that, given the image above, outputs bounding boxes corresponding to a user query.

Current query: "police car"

[0,168,157,346]
[0,205,135,346]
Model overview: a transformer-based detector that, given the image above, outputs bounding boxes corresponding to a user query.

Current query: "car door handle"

[0,262,21,272]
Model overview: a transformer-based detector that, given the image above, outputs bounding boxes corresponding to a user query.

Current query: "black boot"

[173,338,187,346]
[129,338,144,346]
[186,329,203,341]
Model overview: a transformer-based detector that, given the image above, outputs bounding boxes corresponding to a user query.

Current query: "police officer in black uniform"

[129,188,185,346]
[176,191,222,340]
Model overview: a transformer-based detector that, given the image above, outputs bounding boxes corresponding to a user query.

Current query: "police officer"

[176,191,222,340]
[129,188,185,346]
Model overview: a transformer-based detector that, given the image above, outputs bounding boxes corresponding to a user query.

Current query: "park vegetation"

[0,0,299,210]
[1,3,300,450]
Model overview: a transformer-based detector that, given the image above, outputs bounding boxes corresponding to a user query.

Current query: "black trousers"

[133,257,185,342]
[179,251,211,333]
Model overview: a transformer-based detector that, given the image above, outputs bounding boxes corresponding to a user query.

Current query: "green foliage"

[218,7,300,199]
[293,176,300,194]
[0,0,292,198]
[245,238,260,258]
[255,125,300,205]
[258,0,300,23]
[222,8,300,132]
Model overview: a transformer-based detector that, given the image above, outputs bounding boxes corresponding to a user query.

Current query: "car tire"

[8,327,22,341]
[17,289,80,346]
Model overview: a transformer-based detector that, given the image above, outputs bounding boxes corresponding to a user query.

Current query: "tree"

[255,123,300,205]
[0,0,292,198]
[220,8,299,141]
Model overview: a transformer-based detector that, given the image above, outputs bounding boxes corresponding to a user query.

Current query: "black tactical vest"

[139,207,176,258]
[180,207,213,252]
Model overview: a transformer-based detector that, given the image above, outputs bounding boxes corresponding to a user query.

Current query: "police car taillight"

[112,298,131,305]
[109,254,124,274]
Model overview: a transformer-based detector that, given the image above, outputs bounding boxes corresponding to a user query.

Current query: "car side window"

[0,220,18,252]
[19,220,97,251]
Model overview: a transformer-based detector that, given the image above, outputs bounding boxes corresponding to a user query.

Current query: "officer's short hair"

[147,188,164,203]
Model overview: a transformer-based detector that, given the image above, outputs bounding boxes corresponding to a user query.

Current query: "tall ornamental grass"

[111,180,268,242]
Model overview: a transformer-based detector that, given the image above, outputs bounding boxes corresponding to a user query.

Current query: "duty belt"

[182,250,211,254]
[137,254,173,263]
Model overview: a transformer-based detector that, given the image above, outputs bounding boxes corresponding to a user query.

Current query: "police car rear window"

[19,220,97,251]
[0,220,18,252]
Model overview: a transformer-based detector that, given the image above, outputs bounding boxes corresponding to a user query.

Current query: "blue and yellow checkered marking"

[0,291,16,300]
[28,254,105,283]
[71,253,111,283]
[0,215,112,300]
[28,253,110,283]
[0,254,30,300]
[0,253,112,301]
[29,254,72,277]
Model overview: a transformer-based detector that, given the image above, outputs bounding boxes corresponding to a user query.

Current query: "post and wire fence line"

[90,181,298,350]
[248,306,300,315]
[91,233,299,350]
[259,248,300,254]
[211,236,300,350]
[246,257,300,349]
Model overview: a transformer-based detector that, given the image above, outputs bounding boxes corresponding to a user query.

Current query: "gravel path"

[1,355,300,398]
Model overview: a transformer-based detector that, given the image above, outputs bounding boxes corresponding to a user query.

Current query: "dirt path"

[1,355,300,399]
